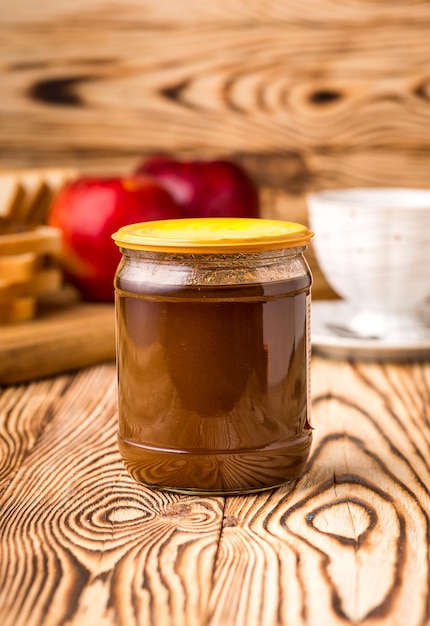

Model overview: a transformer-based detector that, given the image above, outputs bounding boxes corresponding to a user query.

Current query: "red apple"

[135,155,260,219]
[48,175,182,301]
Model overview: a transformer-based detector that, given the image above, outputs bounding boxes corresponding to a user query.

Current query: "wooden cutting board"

[0,298,115,385]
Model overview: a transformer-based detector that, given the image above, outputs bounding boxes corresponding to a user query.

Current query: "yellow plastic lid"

[112,217,313,253]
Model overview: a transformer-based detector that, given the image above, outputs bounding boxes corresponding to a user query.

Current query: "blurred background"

[2,0,430,299]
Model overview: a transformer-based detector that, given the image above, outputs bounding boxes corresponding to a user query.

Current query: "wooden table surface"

[1,355,429,626]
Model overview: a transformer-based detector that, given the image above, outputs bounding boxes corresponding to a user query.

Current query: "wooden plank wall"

[2,1,430,297]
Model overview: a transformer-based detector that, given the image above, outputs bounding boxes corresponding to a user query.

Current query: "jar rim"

[112,217,313,253]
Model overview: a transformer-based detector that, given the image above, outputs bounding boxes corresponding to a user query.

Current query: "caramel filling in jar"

[113,217,313,495]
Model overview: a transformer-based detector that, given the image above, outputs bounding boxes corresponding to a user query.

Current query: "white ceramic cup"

[307,188,430,339]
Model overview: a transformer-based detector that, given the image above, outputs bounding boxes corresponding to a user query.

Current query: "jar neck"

[120,246,307,267]
[117,246,311,288]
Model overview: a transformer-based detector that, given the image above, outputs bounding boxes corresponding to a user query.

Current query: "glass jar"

[112,217,314,495]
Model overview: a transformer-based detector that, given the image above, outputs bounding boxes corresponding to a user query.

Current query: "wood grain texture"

[1,357,430,625]
[2,22,430,157]
[2,2,430,185]
[0,374,73,495]
[0,301,115,384]
[3,0,430,25]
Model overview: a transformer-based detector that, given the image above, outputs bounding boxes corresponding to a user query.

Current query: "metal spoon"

[326,322,382,341]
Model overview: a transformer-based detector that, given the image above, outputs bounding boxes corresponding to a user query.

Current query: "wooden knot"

[305,498,376,546]
[309,89,343,105]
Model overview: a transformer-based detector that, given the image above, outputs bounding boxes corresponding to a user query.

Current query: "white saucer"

[311,300,430,361]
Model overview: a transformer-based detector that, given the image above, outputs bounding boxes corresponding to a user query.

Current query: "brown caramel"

[116,275,312,494]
